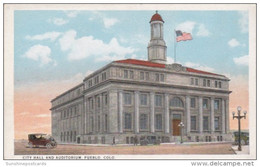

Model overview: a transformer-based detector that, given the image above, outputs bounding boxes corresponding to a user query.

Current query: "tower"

[147,11,167,64]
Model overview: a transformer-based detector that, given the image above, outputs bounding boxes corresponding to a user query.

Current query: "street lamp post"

[178,122,184,144]
[232,106,247,151]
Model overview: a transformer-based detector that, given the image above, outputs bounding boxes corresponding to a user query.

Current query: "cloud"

[167,57,175,64]
[65,11,80,18]
[22,45,54,65]
[25,32,62,41]
[184,62,215,72]
[176,21,210,37]
[238,11,248,33]
[196,24,210,37]
[103,18,119,28]
[48,17,69,26]
[59,30,135,62]
[176,21,196,33]
[233,55,248,66]
[228,38,240,47]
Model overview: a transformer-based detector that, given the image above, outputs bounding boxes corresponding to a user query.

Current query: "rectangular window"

[140,94,148,106]
[94,76,99,84]
[130,70,134,79]
[190,78,194,85]
[195,78,199,85]
[140,72,144,80]
[214,117,220,130]
[214,99,220,110]
[104,94,108,105]
[160,74,164,82]
[203,116,209,131]
[89,80,92,87]
[104,114,108,132]
[191,116,197,131]
[155,95,162,107]
[203,99,208,109]
[91,116,94,132]
[190,97,196,108]
[215,81,218,88]
[97,96,101,108]
[203,79,206,86]
[155,73,159,81]
[102,72,106,81]
[124,70,128,78]
[219,82,222,88]
[155,114,162,130]
[124,93,132,105]
[145,72,149,80]
[207,80,210,87]
[124,113,132,129]
[97,115,100,132]
[140,114,148,130]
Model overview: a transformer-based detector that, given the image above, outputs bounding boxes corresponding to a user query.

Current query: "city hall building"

[50,12,232,144]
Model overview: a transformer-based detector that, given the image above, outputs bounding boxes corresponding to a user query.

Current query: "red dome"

[150,11,164,23]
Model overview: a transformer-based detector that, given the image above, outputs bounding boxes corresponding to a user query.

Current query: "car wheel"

[46,143,52,149]
[28,142,33,148]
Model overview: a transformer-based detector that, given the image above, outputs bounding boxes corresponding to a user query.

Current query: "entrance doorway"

[172,114,181,136]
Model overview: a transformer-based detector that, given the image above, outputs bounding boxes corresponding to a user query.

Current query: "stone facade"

[50,12,232,144]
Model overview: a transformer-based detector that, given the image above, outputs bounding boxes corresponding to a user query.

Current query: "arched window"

[170,97,184,108]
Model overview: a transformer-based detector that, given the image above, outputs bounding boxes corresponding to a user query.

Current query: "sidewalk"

[231,145,249,154]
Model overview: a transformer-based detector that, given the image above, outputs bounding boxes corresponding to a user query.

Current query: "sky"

[14,10,249,139]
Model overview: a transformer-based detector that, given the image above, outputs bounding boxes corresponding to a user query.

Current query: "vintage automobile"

[233,131,249,145]
[28,133,57,149]
[140,135,161,146]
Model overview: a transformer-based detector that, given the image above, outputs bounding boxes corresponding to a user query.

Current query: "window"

[190,97,196,108]
[140,94,148,106]
[102,72,106,81]
[61,132,63,141]
[215,81,218,88]
[89,98,94,109]
[207,80,210,87]
[155,73,159,81]
[104,94,108,105]
[195,78,199,85]
[203,79,206,86]
[190,78,194,85]
[124,93,132,105]
[214,99,220,110]
[191,116,197,131]
[203,116,209,131]
[140,72,144,80]
[97,115,100,131]
[160,74,164,82]
[91,116,94,132]
[145,72,149,80]
[219,82,222,88]
[155,95,162,107]
[94,76,99,84]
[97,96,101,108]
[155,114,162,130]
[89,80,92,87]
[140,114,148,130]
[214,117,220,130]
[130,70,134,79]
[203,99,208,109]
[104,114,108,132]
[124,113,132,129]
[170,97,184,108]
[124,70,128,78]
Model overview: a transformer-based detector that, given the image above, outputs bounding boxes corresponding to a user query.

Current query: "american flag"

[176,30,192,42]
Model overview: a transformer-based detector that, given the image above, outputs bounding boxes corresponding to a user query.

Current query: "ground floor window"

[155,114,162,130]
[214,117,220,130]
[140,114,148,130]
[191,116,197,131]
[124,113,132,129]
[203,116,209,131]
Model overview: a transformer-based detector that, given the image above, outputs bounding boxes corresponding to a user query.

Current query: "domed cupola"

[147,11,167,64]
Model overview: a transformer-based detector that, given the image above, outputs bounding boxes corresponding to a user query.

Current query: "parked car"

[233,131,249,145]
[28,133,57,149]
[140,136,161,146]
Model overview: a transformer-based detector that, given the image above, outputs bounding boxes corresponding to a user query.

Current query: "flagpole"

[174,29,177,63]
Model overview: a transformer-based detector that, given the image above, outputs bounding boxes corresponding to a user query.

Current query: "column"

[93,96,96,133]
[108,90,119,133]
[135,91,140,133]
[225,99,230,133]
[211,98,215,133]
[165,94,169,133]
[100,94,103,133]
[150,92,155,133]
[199,97,203,133]
[222,99,226,134]
[84,97,87,134]
[186,96,191,134]
[119,91,123,133]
